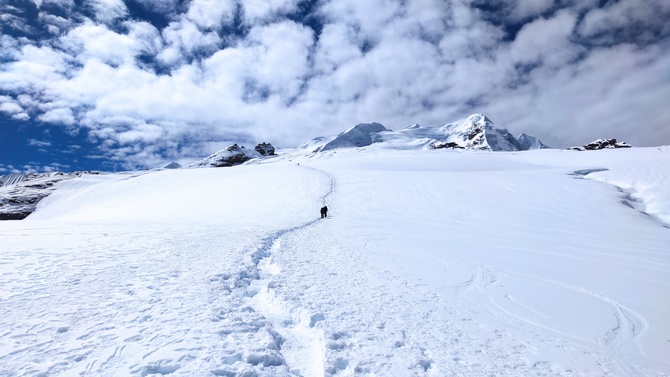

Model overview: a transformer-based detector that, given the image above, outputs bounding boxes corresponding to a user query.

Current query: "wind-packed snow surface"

[1,147,669,376]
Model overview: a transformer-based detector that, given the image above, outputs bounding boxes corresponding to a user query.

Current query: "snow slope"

[1,147,669,376]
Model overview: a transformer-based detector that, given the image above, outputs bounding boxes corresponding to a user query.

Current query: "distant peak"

[318,122,389,152]
[466,113,493,126]
[303,114,549,153]
[347,122,388,133]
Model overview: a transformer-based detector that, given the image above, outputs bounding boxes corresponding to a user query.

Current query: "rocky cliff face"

[0,172,101,220]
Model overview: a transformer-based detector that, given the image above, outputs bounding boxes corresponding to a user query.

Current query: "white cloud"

[509,10,580,67]
[89,0,128,23]
[0,44,70,93]
[244,21,314,98]
[481,42,670,147]
[12,113,30,120]
[1,0,669,170]
[158,19,220,66]
[60,22,143,66]
[38,12,73,34]
[0,97,24,114]
[186,0,237,30]
[28,139,52,147]
[313,23,362,73]
[241,0,301,24]
[508,0,554,20]
[578,0,670,44]
[319,0,402,44]
[37,108,75,125]
[115,123,166,145]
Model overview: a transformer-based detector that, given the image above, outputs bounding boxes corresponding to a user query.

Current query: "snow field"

[292,147,670,375]
[0,147,669,376]
[1,166,331,376]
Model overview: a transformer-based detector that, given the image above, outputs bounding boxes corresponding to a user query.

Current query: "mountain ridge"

[302,113,548,153]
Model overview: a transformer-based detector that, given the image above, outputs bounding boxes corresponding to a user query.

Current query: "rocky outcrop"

[569,139,632,151]
[432,142,465,149]
[189,144,260,168]
[0,171,100,220]
[254,142,275,156]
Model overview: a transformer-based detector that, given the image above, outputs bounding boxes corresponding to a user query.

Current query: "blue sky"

[1,0,669,173]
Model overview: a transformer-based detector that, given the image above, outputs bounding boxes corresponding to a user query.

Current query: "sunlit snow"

[1,146,669,376]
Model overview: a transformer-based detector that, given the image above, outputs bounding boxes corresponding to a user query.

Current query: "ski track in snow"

[1,149,669,376]
[456,262,649,350]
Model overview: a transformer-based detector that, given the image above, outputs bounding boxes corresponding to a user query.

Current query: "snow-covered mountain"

[402,114,524,151]
[517,133,551,150]
[303,114,548,152]
[317,122,389,151]
[0,171,101,219]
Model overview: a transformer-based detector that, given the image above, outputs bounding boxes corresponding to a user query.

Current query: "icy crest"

[318,122,390,152]
[518,133,551,150]
[302,114,549,153]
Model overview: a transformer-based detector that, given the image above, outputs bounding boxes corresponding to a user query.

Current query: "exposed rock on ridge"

[304,114,549,152]
[255,142,275,156]
[189,142,276,168]
[0,171,101,220]
[189,144,258,168]
[569,139,632,151]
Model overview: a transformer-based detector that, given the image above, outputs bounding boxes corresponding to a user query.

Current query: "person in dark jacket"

[320,206,328,218]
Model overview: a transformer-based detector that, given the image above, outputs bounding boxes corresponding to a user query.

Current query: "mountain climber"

[320,206,328,218]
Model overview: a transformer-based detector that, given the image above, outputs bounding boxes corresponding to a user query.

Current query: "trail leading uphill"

[1,147,669,376]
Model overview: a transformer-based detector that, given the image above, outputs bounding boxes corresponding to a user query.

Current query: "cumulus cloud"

[0,96,24,114]
[89,0,128,23]
[506,0,554,20]
[158,19,219,66]
[186,0,237,31]
[38,12,73,35]
[38,108,76,125]
[509,10,580,68]
[578,0,670,45]
[241,0,302,24]
[0,0,669,170]
[59,22,147,66]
